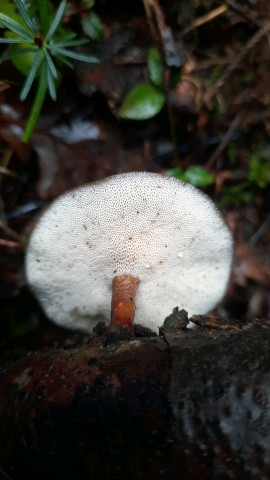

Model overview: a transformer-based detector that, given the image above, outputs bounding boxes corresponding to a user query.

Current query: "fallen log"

[1,320,270,480]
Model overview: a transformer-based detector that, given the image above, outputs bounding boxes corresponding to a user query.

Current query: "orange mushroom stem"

[110,274,140,330]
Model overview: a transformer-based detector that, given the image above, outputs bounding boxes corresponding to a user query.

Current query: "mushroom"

[25,172,233,333]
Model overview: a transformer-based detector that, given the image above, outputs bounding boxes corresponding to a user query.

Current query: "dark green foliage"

[0,0,99,141]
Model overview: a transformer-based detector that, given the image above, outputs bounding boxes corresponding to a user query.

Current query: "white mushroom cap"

[25,172,233,333]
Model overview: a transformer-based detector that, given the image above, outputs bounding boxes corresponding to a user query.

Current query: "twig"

[242,108,270,127]
[206,112,243,168]
[224,0,260,26]
[249,214,270,246]
[0,81,11,93]
[0,166,17,178]
[0,238,21,249]
[142,0,157,40]
[146,0,183,67]
[0,147,13,186]
[142,0,181,161]
[0,220,21,241]
[208,19,270,99]
[182,5,228,35]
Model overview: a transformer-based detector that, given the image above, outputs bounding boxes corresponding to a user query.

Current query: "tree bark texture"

[1,321,270,479]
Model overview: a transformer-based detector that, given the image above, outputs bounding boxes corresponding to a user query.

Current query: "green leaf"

[49,45,99,63]
[218,182,252,208]
[119,83,165,120]
[7,39,37,74]
[45,0,66,42]
[81,12,103,41]
[51,38,89,48]
[183,166,215,187]
[147,47,164,88]
[45,62,57,100]
[248,154,270,188]
[55,31,77,42]
[0,13,34,40]
[55,54,73,68]
[0,37,29,43]
[0,47,37,63]
[168,166,215,187]
[20,50,42,100]
[39,0,50,34]
[14,0,37,33]
[0,0,19,19]
[43,48,58,78]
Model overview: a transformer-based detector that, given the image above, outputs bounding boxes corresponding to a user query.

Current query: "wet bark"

[1,320,270,480]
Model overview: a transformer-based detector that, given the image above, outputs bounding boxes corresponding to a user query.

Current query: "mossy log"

[1,320,270,479]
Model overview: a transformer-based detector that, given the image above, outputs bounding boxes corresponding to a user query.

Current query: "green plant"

[0,0,99,142]
[168,165,214,187]
[218,154,270,208]
[218,182,253,208]
[248,154,270,188]
[118,47,165,120]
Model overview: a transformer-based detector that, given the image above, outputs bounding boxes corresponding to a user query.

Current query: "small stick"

[0,147,13,186]
[208,18,270,100]
[224,0,259,26]
[182,5,228,35]
[0,238,21,249]
[206,111,243,168]
[111,275,140,330]
[0,220,21,241]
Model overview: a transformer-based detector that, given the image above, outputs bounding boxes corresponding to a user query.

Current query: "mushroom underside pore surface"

[25,171,234,333]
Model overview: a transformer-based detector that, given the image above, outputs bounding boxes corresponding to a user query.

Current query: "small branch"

[206,112,243,168]
[142,0,157,40]
[146,0,182,67]
[0,238,21,249]
[249,214,270,246]
[0,166,17,178]
[208,19,270,100]
[182,5,228,35]
[224,0,260,26]
[142,0,182,161]
[0,147,13,186]
[0,220,21,241]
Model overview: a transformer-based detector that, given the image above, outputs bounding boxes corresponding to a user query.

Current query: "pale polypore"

[26,172,233,333]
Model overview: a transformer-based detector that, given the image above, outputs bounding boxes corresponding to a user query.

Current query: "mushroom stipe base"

[110,274,139,330]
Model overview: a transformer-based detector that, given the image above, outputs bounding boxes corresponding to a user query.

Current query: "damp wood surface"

[1,320,270,480]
